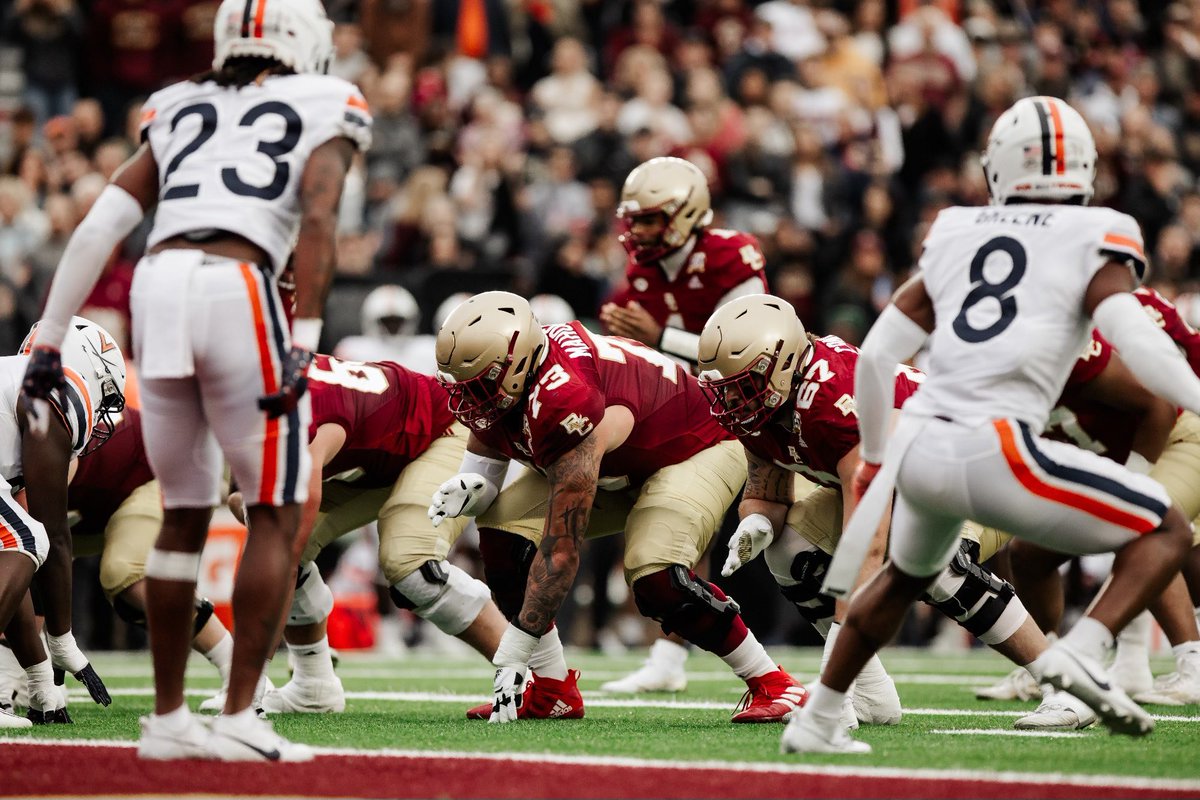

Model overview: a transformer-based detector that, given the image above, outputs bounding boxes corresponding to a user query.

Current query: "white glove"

[428,472,499,527]
[722,513,775,577]
[488,623,539,724]
[47,631,111,706]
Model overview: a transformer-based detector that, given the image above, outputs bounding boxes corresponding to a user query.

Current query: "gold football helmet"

[435,291,547,431]
[617,156,714,263]
[697,294,808,436]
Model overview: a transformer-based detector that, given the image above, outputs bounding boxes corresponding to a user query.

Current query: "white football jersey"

[141,73,373,274]
[0,349,104,482]
[904,204,1147,430]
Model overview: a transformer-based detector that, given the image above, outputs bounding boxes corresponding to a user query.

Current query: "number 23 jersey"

[905,204,1147,430]
[140,73,373,274]
[472,322,731,484]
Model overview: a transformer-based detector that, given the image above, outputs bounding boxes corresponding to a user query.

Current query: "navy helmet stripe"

[1018,423,1168,520]
[241,0,254,37]
[1033,100,1053,177]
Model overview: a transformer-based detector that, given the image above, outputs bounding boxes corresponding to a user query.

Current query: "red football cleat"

[466,669,586,720]
[730,667,808,723]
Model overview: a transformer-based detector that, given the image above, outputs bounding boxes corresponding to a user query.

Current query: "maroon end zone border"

[3,742,1197,799]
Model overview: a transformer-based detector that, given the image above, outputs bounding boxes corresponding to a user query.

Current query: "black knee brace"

[923,540,1016,639]
[777,548,836,628]
[632,566,741,652]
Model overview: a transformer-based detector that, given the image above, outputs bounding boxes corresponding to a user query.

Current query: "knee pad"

[775,547,836,639]
[923,540,1027,646]
[389,560,491,636]
[112,593,148,629]
[632,565,744,654]
[479,528,536,620]
[193,596,215,637]
[289,562,334,627]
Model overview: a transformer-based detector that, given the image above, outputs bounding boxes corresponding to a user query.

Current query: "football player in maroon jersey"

[228,353,585,720]
[698,295,1062,728]
[599,156,770,694]
[431,292,806,724]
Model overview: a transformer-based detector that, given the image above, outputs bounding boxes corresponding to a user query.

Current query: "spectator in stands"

[531,37,601,145]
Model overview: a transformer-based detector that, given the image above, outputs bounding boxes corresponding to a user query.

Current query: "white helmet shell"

[212,0,334,75]
[981,96,1096,205]
[362,285,419,339]
[529,294,575,326]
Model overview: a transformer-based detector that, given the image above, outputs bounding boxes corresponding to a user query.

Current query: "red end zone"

[3,741,1197,799]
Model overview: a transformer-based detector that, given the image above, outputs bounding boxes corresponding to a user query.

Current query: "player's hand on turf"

[428,473,499,527]
[258,346,313,419]
[47,632,111,706]
[489,666,526,724]
[21,346,65,438]
[722,513,775,577]
[852,461,882,503]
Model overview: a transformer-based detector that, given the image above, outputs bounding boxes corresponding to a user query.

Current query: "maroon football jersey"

[1047,333,1133,462]
[472,322,731,483]
[609,228,769,333]
[739,337,924,488]
[1136,287,1200,375]
[69,408,156,537]
[308,355,456,488]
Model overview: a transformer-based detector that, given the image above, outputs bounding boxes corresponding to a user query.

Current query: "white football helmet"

[362,285,419,341]
[21,317,127,454]
[213,0,334,75]
[981,96,1096,205]
[529,294,575,326]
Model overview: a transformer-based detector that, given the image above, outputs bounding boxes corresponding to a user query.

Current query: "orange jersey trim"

[239,262,280,505]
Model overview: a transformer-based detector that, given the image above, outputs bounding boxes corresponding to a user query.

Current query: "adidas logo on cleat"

[549,700,573,718]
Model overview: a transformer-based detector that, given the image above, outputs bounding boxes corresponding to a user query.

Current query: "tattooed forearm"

[518,436,602,635]
[293,138,355,318]
[742,449,793,504]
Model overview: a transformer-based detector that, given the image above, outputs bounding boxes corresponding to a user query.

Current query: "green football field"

[11,645,1200,785]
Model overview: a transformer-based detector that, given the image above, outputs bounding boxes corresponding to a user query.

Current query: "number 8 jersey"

[905,204,1148,430]
[139,73,373,275]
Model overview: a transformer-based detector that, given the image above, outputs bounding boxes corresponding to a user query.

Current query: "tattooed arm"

[515,405,634,635]
[292,137,356,322]
[738,447,794,534]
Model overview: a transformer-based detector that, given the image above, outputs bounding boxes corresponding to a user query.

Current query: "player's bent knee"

[768,544,836,637]
[479,527,537,620]
[99,555,142,600]
[389,560,490,636]
[289,561,334,626]
[632,566,744,654]
[923,540,1027,645]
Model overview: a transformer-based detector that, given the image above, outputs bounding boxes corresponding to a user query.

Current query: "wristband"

[291,318,323,352]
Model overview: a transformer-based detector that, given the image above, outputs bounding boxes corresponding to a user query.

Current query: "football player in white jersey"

[21,0,371,761]
[782,96,1200,754]
[0,318,126,728]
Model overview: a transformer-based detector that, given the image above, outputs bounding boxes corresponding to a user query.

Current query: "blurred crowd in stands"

[0,0,1194,649]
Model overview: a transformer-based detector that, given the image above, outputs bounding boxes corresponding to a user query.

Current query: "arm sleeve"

[36,185,145,349]
[855,305,930,463]
[660,327,700,362]
[1093,292,1200,416]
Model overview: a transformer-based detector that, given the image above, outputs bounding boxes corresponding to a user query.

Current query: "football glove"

[722,513,775,577]
[258,346,313,419]
[489,666,526,724]
[21,346,65,438]
[428,473,499,527]
[47,632,111,707]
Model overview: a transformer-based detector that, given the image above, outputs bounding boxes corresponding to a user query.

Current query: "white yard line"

[931,728,1088,738]
[2,736,1198,793]
[69,686,1200,722]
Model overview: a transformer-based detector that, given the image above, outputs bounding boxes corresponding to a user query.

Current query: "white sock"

[819,623,841,674]
[648,638,688,669]
[806,681,847,727]
[720,630,777,680]
[155,702,192,728]
[203,632,233,684]
[223,705,258,724]
[1173,640,1200,670]
[288,636,335,683]
[1112,611,1150,667]
[528,626,569,680]
[1062,616,1114,663]
[25,658,54,702]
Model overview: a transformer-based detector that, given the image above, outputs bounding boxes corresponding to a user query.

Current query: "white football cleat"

[840,691,859,731]
[1033,641,1153,737]
[0,707,31,728]
[200,673,275,717]
[207,711,314,762]
[138,711,212,760]
[975,666,1041,701]
[852,673,902,725]
[1109,659,1154,697]
[261,676,346,714]
[1014,689,1097,730]
[781,712,872,754]
[0,644,27,712]
[600,640,687,693]
[1132,662,1200,706]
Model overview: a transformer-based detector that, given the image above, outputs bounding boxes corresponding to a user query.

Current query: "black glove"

[258,346,314,419]
[74,664,112,707]
[22,345,65,401]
